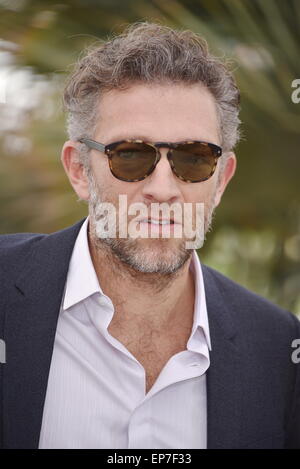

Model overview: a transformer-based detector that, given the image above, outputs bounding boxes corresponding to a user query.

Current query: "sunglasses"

[78,137,222,183]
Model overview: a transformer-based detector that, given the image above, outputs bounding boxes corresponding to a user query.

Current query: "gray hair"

[63,21,241,168]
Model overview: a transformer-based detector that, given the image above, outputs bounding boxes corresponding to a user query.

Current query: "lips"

[138,218,175,225]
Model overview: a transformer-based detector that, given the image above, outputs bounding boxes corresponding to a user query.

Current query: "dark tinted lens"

[171,143,217,182]
[110,142,157,181]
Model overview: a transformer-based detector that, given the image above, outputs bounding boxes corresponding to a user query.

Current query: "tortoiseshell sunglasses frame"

[78,137,222,183]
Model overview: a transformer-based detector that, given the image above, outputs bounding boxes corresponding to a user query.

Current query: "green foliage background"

[0,0,299,314]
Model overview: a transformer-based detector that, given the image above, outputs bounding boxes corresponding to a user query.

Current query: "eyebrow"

[108,136,157,142]
[107,136,201,143]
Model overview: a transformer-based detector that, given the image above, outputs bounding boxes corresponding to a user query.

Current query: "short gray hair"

[63,21,241,167]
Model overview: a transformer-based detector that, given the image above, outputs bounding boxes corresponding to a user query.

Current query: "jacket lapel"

[3,218,86,449]
[202,265,243,449]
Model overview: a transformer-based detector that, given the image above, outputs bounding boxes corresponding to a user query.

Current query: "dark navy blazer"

[0,218,299,449]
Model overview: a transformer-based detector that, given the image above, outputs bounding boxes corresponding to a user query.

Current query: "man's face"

[78,83,235,274]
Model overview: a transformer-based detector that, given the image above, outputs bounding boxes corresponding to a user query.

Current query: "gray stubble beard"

[87,169,217,275]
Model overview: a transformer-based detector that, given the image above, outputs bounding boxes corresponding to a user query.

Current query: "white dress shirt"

[39,217,212,449]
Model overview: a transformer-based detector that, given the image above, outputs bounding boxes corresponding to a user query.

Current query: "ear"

[214,152,237,207]
[61,140,90,201]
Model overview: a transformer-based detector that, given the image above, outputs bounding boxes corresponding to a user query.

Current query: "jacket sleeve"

[285,313,300,448]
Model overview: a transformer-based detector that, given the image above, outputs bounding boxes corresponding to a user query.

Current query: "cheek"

[91,153,107,176]
[90,154,116,191]
[90,163,136,203]
[183,180,215,204]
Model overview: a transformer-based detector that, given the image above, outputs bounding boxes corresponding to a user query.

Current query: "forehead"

[94,83,221,145]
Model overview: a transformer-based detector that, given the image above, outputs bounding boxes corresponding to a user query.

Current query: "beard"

[87,169,217,275]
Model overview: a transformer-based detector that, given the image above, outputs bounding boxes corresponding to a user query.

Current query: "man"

[0,22,299,449]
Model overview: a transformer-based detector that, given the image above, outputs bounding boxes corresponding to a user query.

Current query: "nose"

[141,148,182,203]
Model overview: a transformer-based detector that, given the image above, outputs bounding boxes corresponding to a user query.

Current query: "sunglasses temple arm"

[78,138,106,153]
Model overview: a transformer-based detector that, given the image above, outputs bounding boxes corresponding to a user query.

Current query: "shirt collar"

[62,217,102,310]
[189,250,212,351]
[63,216,211,351]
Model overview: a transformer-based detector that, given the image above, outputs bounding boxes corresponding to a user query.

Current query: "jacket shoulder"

[0,232,47,261]
[0,232,46,248]
[0,232,47,282]
[0,219,86,273]
[201,263,299,331]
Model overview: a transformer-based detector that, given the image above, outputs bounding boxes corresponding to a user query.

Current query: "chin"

[106,236,192,275]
